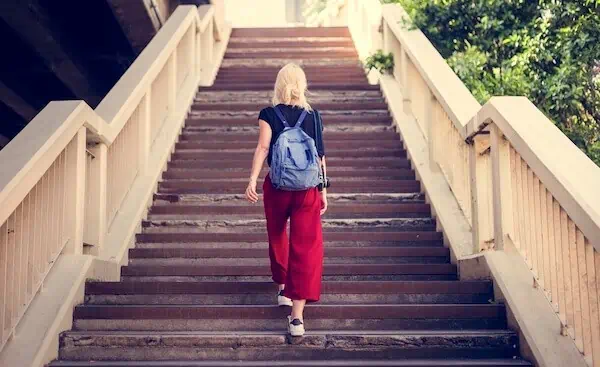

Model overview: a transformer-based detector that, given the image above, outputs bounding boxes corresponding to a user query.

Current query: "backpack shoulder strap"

[294,110,309,128]
[273,106,290,128]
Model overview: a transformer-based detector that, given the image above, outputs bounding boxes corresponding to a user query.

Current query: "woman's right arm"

[245,119,272,203]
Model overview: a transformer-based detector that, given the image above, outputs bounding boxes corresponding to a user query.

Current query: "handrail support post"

[491,124,513,251]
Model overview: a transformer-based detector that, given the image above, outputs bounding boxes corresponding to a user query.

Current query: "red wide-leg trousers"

[262,175,324,302]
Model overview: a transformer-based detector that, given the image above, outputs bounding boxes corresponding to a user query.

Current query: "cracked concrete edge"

[483,249,588,367]
[379,75,473,264]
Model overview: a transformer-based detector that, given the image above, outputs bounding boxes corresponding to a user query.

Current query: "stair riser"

[215,76,368,82]
[224,53,358,59]
[215,70,367,78]
[74,303,505,319]
[149,203,427,214]
[158,181,420,192]
[184,116,391,126]
[129,247,447,257]
[127,257,449,266]
[147,213,429,221]
[195,95,383,103]
[231,28,351,37]
[133,241,443,249]
[203,84,380,91]
[141,217,435,231]
[84,293,490,305]
[174,141,399,150]
[120,263,454,277]
[59,346,517,362]
[48,360,531,366]
[151,193,424,204]
[227,41,355,48]
[121,275,457,282]
[179,132,398,141]
[86,281,491,295]
[166,160,411,169]
[157,187,420,194]
[171,151,405,161]
[162,170,415,180]
[217,67,365,73]
[192,103,386,112]
[136,232,442,243]
[73,319,506,332]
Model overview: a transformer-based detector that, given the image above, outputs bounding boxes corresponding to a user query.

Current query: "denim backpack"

[269,106,320,191]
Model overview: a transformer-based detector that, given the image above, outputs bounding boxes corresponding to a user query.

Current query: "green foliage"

[383,0,600,165]
[365,50,395,74]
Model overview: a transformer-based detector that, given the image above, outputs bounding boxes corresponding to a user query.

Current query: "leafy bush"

[365,50,395,74]
[383,0,600,165]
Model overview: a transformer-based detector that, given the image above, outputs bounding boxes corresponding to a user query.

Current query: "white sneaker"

[277,290,293,307]
[287,315,305,337]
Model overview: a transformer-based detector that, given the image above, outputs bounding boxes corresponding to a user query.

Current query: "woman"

[245,63,327,337]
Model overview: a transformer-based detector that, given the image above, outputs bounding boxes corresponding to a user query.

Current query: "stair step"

[192,102,386,111]
[128,247,448,258]
[220,59,363,68]
[215,76,369,83]
[214,69,367,78]
[71,311,505,332]
[202,83,380,91]
[49,359,532,366]
[157,180,420,194]
[171,149,405,160]
[231,28,351,38]
[72,305,507,332]
[184,115,391,126]
[134,240,443,250]
[136,231,443,243]
[167,157,410,170]
[195,90,382,99]
[57,330,518,361]
[149,203,429,218]
[162,167,415,180]
[175,140,400,150]
[179,131,398,141]
[225,49,358,58]
[228,39,355,48]
[120,264,456,277]
[84,281,492,305]
[86,281,492,295]
[152,193,425,204]
[140,218,436,234]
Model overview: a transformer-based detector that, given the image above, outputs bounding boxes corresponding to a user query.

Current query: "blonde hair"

[272,63,312,111]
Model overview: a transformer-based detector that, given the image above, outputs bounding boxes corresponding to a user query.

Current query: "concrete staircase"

[48,27,532,367]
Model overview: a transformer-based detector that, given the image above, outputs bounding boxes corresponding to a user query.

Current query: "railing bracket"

[465,127,490,145]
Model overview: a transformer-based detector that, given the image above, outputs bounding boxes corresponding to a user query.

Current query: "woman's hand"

[245,179,259,203]
[320,191,328,215]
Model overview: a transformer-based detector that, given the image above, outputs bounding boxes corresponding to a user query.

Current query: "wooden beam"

[106,0,160,53]
[0,80,38,122]
[0,1,99,101]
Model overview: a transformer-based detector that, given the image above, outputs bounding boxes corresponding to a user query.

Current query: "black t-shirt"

[258,104,325,167]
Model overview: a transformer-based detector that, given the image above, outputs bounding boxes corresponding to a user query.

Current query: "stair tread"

[61,329,515,337]
[49,359,532,366]
[73,304,505,320]
[86,280,491,295]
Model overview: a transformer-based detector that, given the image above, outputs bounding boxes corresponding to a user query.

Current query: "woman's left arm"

[320,156,328,215]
